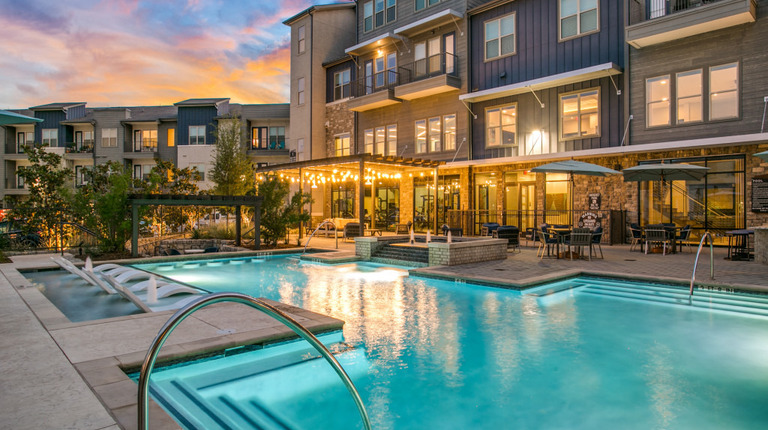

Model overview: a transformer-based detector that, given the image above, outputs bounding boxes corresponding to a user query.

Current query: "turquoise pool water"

[134,256,768,429]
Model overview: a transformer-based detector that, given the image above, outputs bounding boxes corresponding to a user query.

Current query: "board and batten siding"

[177,106,219,146]
[469,0,625,93]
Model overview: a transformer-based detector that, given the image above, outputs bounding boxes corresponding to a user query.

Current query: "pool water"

[134,256,768,429]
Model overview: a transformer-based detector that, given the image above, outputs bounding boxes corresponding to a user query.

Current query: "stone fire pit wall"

[355,235,508,266]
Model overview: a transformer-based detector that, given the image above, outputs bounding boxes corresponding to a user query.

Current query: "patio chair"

[676,225,692,253]
[590,226,604,259]
[203,246,220,253]
[567,228,593,261]
[51,257,116,294]
[537,229,558,259]
[644,227,671,256]
[629,223,644,252]
[481,223,500,236]
[524,228,539,247]
[343,223,363,242]
[495,226,520,252]
[395,224,410,234]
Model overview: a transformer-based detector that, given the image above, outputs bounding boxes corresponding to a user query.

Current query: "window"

[386,0,396,23]
[297,77,305,105]
[102,128,117,147]
[484,13,515,60]
[42,129,58,146]
[414,37,441,77]
[375,0,384,27]
[560,0,598,40]
[269,126,285,149]
[365,129,374,154]
[252,127,268,149]
[16,132,32,152]
[710,63,738,120]
[334,69,351,100]
[375,53,396,87]
[189,126,206,145]
[167,128,175,147]
[677,70,702,124]
[375,126,386,155]
[560,90,599,139]
[364,1,373,32]
[298,25,306,54]
[133,164,151,181]
[443,114,456,151]
[75,131,93,150]
[415,120,427,153]
[335,134,351,156]
[416,0,440,11]
[134,130,157,152]
[190,164,205,182]
[387,124,397,156]
[647,76,670,128]
[428,117,441,152]
[486,105,517,147]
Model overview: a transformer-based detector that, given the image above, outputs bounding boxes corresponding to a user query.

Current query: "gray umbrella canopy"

[530,160,621,177]
[754,150,768,162]
[622,163,709,182]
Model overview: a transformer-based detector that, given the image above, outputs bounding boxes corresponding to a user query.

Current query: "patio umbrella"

[621,163,709,182]
[754,150,768,162]
[0,110,42,125]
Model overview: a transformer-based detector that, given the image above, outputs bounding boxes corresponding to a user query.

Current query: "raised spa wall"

[355,235,509,266]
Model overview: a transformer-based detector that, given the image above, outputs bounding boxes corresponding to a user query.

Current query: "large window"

[416,0,440,11]
[365,129,375,154]
[269,126,286,149]
[334,69,351,100]
[368,124,397,156]
[387,124,397,156]
[428,117,441,152]
[101,128,117,147]
[415,120,427,153]
[365,0,395,32]
[560,0,598,40]
[167,128,175,147]
[375,52,397,88]
[298,25,306,54]
[189,126,206,145]
[335,133,351,156]
[560,89,599,140]
[416,114,456,153]
[710,63,739,120]
[332,183,355,218]
[677,70,702,124]
[484,13,515,61]
[252,127,267,149]
[647,76,670,127]
[42,129,58,146]
[134,130,157,152]
[443,114,456,151]
[297,77,305,105]
[486,105,516,147]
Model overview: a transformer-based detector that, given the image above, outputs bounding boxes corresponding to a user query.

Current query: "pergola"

[128,194,262,257]
[254,154,445,234]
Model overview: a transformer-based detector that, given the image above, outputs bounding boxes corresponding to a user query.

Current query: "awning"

[394,9,463,38]
[0,110,43,126]
[459,63,622,103]
[345,33,405,56]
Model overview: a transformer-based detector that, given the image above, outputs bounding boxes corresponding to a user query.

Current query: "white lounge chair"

[102,273,203,298]
[51,257,116,294]
[110,283,202,313]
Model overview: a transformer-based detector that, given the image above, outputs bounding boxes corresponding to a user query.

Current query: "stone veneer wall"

[325,101,354,157]
[755,228,768,265]
[355,236,408,259]
[428,239,508,266]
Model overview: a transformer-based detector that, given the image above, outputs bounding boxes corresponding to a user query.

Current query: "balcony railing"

[132,143,158,153]
[647,0,720,19]
[66,142,94,154]
[352,70,400,98]
[398,53,458,86]
[5,178,26,190]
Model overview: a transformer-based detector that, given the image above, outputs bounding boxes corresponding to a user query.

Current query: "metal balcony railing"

[648,0,720,20]
[65,142,94,153]
[352,70,399,97]
[398,53,458,85]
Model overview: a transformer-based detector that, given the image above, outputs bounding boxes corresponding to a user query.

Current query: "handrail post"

[138,292,371,430]
[690,231,715,295]
[302,220,338,255]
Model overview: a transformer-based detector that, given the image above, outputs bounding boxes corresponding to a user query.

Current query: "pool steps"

[577,279,768,317]
[148,332,366,429]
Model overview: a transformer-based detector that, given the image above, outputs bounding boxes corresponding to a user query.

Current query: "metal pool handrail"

[137,292,371,430]
[690,231,714,296]
[303,220,338,254]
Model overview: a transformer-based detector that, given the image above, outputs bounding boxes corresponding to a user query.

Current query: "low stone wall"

[755,227,768,265]
[157,238,237,253]
[428,239,508,266]
[355,235,409,259]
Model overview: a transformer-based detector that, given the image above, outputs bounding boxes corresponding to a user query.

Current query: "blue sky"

[0,0,337,108]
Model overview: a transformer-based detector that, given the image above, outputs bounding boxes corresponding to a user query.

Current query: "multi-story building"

[0,100,290,206]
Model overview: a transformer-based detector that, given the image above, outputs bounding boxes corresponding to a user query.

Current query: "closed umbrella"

[622,163,709,182]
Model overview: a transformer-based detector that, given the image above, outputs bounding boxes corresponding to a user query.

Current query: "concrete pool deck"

[1,243,767,429]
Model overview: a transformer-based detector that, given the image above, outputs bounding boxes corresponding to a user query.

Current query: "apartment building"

[0,100,290,206]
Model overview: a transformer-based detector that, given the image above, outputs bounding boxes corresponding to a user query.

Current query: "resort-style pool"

[130,255,768,430]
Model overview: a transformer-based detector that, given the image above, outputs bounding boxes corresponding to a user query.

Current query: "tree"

[257,175,312,247]
[210,115,255,196]
[137,160,202,235]
[69,162,133,252]
[10,145,72,248]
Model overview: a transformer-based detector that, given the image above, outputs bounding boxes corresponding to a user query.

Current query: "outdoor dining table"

[550,227,572,259]
[725,229,754,261]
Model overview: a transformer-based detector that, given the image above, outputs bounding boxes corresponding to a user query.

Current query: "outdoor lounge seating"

[645,226,672,255]
[343,223,363,241]
[590,226,604,259]
[111,283,202,313]
[629,223,644,252]
[537,229,558,259]
[102,273,203,299]
[676,225,692,253]
[494,226,520,252]
[567,228,593,261]
[481,223,500,236]
[52,257,116,294]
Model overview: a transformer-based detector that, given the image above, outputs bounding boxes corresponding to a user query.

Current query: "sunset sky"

[0,0,336,109]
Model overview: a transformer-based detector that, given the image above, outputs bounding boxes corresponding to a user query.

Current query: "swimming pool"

[134,256,768,429]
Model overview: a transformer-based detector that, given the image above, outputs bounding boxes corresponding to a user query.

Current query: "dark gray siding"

[158,121,177,163]
[471,76,624,159]
[66,105,87,120]
[326,61,356,103]
[177,106,218,145]
[629,1,768,145]
[35,110,68,147]
[469,0,624,92]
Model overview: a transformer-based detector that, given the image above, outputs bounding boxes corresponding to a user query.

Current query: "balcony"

[65,142,94,159]
[124,143,158,160]
[4,178,28,194]
[627,0,757,48]
[347,71,402,112]
[395,53,460,101]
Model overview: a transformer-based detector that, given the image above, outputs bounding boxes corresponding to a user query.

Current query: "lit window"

[560,90,599,139]
[428,117,441,152]
[647,76,670,128]
[710,63,739,120]
[485,13,515,60]
[298,77,305,105]
[269,127,285,149]
[334,69,351,100]
[298,25,305,54]
[387,124,397,156]
[101,128,117,147]
[486,105,517,147]
[335,134,351,156]
[375,126,386,155]
[167,128,175,147]
[443,114,456,151]
[189,126,206,145]
[42,129,58,146]
[415,120,427,153]
[365,129,374,154]
[677,70,702,124]
[560,0,598,40]
[252,127,268,149]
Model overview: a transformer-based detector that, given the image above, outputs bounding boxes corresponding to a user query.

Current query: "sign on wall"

[588,193,601,210]
[751,177,768,213]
